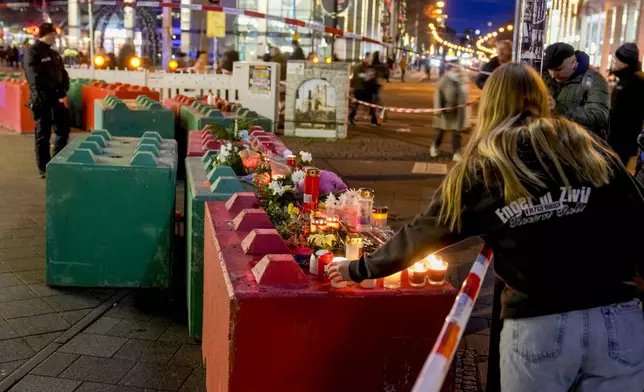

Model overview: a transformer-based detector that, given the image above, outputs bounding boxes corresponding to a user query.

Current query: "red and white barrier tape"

[0,1,385,46]
[411,246,494,392]
[351,98,476,114]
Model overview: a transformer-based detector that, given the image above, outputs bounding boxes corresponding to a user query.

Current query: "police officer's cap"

[544,43,575,70]
[39,23,56,38]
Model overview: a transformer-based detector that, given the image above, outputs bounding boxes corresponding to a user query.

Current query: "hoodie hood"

[573,50,590,77]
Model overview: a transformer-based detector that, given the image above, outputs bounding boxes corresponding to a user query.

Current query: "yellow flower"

[287,203,300,216]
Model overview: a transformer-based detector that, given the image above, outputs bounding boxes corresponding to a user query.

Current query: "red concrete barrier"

[2,79,34,133]
[187,130,223,157]
[202,195,457,392]
[82,82,160,130]
[163,94,196,120]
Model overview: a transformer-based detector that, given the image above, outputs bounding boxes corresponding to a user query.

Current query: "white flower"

[217,154,227,163]
[325,193,338,208]
[299,151,312,163]
[268,181,284,196]
[291,169,305,184]
[338,193,349,208]
[282,149,293,158]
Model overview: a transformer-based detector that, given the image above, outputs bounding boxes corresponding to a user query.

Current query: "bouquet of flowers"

[214,142,244,175]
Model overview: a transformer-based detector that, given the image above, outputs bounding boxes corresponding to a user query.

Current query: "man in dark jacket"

[543,43,610,138]
[291,40,305,60]
[23,23,70,177]
[608,43,644,164]
[475,40,512,89]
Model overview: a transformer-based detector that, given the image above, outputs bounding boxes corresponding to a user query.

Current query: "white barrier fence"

[65,62,280,132]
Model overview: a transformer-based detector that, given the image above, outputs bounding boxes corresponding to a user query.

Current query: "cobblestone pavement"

[0,130,205,392]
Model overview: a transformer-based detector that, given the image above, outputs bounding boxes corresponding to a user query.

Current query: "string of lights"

[476,24,513,55]
[428,23,486,57]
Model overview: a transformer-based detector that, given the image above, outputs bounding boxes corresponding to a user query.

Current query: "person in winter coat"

[400,55,408,82]
[543,42,610,138]
[329,63,644,391]
[291,40,305,60]
[117,37,136,70]
[432,61,470,161]
[475,40,512,89]
[608,43,644,165]
[23,23,70,177]
[349,56,377,125]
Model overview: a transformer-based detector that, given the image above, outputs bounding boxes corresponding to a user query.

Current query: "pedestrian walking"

[544,42,610,138]
[23,23,70,178]
[385,56,394,82]
[329,63,644,392]
[431,61,469,161]
[400,55,408,82]
[608,43,644,165]
[117,37,136,70]
[290,40,305,60]
[348,55,377,125]
[475,40,512,89]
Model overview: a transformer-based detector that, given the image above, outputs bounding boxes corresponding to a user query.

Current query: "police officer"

[23,23,70,178]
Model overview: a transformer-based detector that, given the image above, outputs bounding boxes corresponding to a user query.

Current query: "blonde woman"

[329,63,644,391]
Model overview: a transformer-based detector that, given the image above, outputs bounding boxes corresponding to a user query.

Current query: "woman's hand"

[327,259,353,283]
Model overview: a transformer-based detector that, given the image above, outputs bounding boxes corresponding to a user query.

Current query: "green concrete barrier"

[69,78,99,129]
[94,95,174,138]
[46,130,178,288]
[185,156,243,338]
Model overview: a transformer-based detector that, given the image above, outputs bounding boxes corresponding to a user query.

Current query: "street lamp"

[492,32,498,37]
[499,27,505,32]
[507,25,514,31]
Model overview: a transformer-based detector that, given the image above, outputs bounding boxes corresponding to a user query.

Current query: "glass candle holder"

[426,255,448,286]
[360,279,377,289]
[357,188,374,232]
[327,216,340,230]
[286,155,297,167]
[372,206,389,228]
[310,212,327,233]
[345,234,363,261]
[383,271,402,289]
[315,250,334,280]
[408,261,428,288]
[330,257,349,288]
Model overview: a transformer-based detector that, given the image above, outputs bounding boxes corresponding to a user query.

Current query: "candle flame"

[426,255,447,270]
[412,261,427,272]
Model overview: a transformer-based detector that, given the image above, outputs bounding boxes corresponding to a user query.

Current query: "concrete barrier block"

[240,229,290,255]
[224,192,258,216]
[231,209,274,232]
[251,254,309,287]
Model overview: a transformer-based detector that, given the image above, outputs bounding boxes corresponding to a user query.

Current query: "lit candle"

[327,216,340,230]
[317,251,334,280]
[357,188,374,232]
[286,155,297,167]
[383,271,402,289]
[271,173,285,181]
[310,216,327,233]
[345,234,363,260]
[303,167,320,211]
[330,257,349,288]
[408,261,427,288]
[426,255,448,286]
[372,206,389,228]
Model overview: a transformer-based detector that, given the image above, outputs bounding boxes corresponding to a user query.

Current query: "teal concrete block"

[185,157,243,338]
[94,95,174,139]
[240,110,273,132]
[178,104,235,133]
[69,78,99,128]
[46,134,178,288]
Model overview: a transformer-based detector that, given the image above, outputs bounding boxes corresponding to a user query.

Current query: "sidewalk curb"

[0,289,130,392]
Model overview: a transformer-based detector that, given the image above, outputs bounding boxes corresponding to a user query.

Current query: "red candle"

[303,167,320,211]
[286,155,297,167]
[317,251,334,281]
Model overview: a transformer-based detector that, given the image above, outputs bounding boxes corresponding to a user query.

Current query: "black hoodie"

[349,126,644,319]
[609,64,644,162]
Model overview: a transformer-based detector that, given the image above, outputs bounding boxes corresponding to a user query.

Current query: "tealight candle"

[310,212,327,233]
[383,271,402,290]
[327,216,340,230]
[408,261,427,288]
[329,257,349,288]
[426,255,448,286]
[372,206,389,228]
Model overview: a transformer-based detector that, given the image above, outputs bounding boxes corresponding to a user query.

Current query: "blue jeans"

[500,299,644,391]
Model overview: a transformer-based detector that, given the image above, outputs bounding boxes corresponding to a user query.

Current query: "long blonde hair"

[438,63,615,231]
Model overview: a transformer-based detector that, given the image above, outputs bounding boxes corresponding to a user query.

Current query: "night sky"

[445,0,516,33]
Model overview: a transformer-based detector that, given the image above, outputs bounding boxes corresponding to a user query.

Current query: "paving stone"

[76,382,143,392]
[28,284,84,298]
[8,228,44,239]
[59,333,128,358]
[14,269,45,284]
[8,312,71,336]
[84,317,122,335]
[0,359,27,381]
[178,368,206,392]
[106,319,171,341]
[0,220,40,230]
[168,345,203,368]
[157,325,191,344]
[31,245,46,257]
[477,362,488,391]
[114,339,181,364]
[8,375,82,392]
[61,309,93,325]
[31,352,80,377]
[0,338,34,363]
[88,289,116,302]
[60,355,136,384]
[0,248,40,261]
[24,332,62,351]
[0,298,55,319]
[0,273,23,288]
[0,319,20,341]
[104,305,156,321]
[0,285,37,303]
[119,362,193,391]
[2,258,44,273]
[44,294,101,312]
[465,317,490,334]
